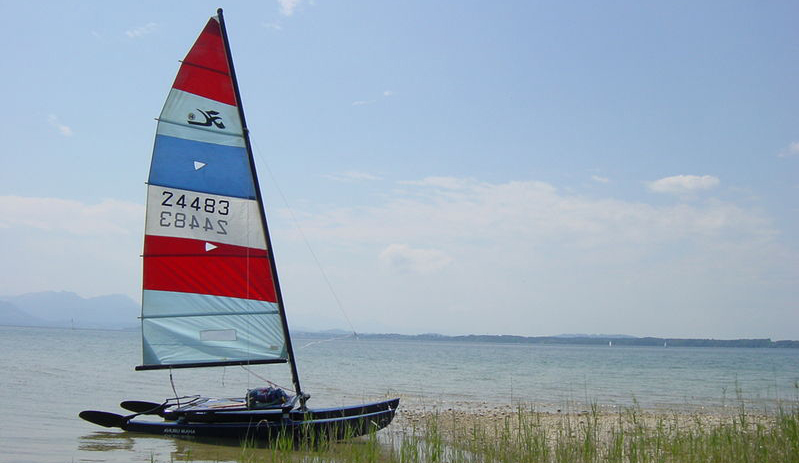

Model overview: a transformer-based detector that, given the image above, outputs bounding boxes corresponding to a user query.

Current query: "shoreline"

[388,391,793,414]
[386,394,791,434]
[386,400,790,450]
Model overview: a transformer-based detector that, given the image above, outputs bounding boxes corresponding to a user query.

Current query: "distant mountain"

[0,291,139,330]
[0,300,45,326]
[555,333,636,339]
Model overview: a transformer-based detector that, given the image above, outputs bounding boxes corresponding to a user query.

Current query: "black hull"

[82,398,399,443]
[164,398,398,424]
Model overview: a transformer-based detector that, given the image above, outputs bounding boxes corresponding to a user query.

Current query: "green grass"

[439,405,798,463]
[163,394,799,463]
[218,398,799,463]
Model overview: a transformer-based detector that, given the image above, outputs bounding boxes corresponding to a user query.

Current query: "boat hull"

[85,398,400,443]
[163,397,397,424]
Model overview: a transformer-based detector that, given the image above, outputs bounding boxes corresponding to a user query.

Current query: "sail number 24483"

[159,191,229,235]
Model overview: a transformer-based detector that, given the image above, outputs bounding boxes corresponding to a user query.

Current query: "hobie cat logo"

[187,109,225,129]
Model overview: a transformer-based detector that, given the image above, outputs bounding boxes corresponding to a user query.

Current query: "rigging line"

[249,139,358,337]
[239,365,293,391]
[300,332,357,349]
[169,367,181,408]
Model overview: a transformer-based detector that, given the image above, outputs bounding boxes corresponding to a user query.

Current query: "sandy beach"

[391,398,779,440]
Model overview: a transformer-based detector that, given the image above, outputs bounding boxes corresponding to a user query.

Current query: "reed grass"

[429,402,799,463]
[193,396,799,463]
[167,396,799,463]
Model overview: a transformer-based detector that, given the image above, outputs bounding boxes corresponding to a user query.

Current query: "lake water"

[1,325,797,463]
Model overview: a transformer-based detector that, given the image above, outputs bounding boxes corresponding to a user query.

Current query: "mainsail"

[138,15,290,371]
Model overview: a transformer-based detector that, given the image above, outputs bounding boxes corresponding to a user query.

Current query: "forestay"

[138,16,288,370]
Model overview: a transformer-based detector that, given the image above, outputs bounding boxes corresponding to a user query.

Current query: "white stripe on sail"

[157,89,244,148]
[145,184,266,250]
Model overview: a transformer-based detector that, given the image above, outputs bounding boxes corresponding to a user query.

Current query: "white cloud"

[352,90,394,107]
[125,22,157,38]
[278,0,302,16]
[280,176,793,338]
[324,171,383,182]
[778,141,799,158]
[0,196,143,235]
[1,181,791,338]
[311,177,761,247]
[47,114,73,137]
[379,244,452,274]
[399,176,476,190]
[591,175,610,184]
[0,196,145,300]
[648,175,720,194]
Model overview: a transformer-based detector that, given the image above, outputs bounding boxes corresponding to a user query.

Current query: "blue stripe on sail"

[149,135,256,199]
[140,290,287,367]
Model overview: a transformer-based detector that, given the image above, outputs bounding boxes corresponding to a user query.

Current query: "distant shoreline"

[3,324,797,348]
[297,331,799,348]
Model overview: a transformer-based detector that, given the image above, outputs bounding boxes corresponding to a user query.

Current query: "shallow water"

[0,326,797,462]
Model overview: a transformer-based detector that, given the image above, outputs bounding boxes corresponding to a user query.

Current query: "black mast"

[216,8,306,406]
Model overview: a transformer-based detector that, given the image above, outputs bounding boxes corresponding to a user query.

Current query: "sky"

[0,1,797,339]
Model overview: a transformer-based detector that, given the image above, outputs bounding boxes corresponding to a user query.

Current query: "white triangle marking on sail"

[194,161,207,170]
[205,242,217,252]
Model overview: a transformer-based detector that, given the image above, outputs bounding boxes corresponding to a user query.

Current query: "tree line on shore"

[300,331,799,348]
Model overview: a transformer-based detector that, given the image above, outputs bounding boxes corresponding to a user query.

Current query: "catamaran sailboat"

[79,9,398,442]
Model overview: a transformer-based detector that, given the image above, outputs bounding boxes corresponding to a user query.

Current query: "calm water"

[1,326,797,463]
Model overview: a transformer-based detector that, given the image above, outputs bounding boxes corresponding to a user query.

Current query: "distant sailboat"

[80,9,398,442]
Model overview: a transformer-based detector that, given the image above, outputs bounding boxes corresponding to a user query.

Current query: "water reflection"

[78,431,138,452]
[77,429,388,463]
[77,430,281,463]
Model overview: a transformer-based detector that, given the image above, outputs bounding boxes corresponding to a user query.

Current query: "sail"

[138,16,288,370]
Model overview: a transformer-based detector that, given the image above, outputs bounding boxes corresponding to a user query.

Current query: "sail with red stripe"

[138,15,288,370]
